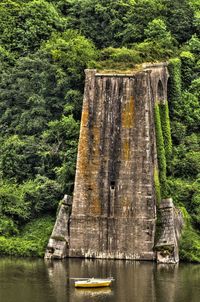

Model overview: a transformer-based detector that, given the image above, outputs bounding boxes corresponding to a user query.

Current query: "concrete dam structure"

[45,63,183,263]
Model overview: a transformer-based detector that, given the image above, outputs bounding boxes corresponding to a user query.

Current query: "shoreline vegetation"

[0,0,200,262]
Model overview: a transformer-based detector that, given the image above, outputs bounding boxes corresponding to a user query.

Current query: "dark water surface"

[0,257,199,302]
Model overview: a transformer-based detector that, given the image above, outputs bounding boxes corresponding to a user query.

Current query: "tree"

[134,19,176,60]
[144,18,172,42]
[122,0,163,44]
[42,107,79,193]
[0,135,43,183]
[0,181,31,223]
[0,46,15,68]
[60,0,136,48]
[0,55,65,135]
[0,0,65,56]
[41,30,98,88]
[161,0,195,43]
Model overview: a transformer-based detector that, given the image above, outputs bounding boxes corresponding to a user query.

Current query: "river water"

[0,257,199,302]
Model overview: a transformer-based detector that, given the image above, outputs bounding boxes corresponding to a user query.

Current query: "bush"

[179,225,200,262]
[170,121,187,144]
[0,181,31,223]
[0,237,41,257]
[0,135,43,183]
[191,180,200,228]
[189,77,200,99]
[180,51,195,88]
[100,47,141,63]
[172,151,200,179]
[176,205,200,263]
[134,40,175,61]
[184,133,200,152]
[0,216,54,257]
[180,91,200,132]
[167,177,195,209]
[0,177,62,229]
[0,216,19,237]
[22,176,63,214]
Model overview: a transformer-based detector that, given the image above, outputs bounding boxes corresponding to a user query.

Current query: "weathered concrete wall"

[156,198,184,264]
[45,195,72,259]
[69,64,169,260]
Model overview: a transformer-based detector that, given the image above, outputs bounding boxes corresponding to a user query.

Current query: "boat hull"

[75,281,111,288]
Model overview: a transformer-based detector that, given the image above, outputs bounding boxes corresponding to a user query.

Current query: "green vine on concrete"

[159,101,172,167]
[154,103,167,199]
[154,167,161,205]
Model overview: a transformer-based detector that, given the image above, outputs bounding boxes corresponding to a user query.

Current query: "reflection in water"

[0,257,199,302]
[155,264,179,302]
[0,257,56,302]
[74,287,113,298]
[45,260,69,302]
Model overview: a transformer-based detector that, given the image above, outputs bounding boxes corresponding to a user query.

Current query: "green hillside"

[0,0,199,261]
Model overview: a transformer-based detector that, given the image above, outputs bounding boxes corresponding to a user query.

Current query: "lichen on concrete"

[69,64,169,260]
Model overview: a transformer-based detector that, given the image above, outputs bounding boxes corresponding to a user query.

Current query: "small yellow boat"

[74,278,114,288]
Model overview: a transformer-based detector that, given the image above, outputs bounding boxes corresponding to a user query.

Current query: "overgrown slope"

[0,0,199,260]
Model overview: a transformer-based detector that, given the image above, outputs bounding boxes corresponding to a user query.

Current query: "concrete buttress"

[45,63,183,263]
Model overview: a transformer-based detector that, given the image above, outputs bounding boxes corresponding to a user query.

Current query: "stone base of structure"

[69,216,156,261]
[69,249,155,261]
[155,198,183,264]
[45,239,68,259]
[44,195,72,259]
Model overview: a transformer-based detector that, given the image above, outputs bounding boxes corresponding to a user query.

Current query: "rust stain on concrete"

[69,65,172,261]
[122,96,135,128]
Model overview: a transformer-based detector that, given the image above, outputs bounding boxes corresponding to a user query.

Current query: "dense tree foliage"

[0,0,66,56]
[0,0,199,260]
